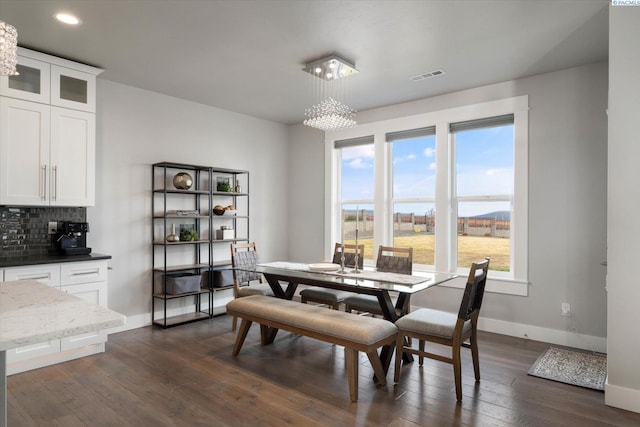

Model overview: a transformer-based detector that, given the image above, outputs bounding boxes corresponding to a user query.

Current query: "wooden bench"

[226,294,398,402]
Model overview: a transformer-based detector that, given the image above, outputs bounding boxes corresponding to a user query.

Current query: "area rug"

[528,347,607,391]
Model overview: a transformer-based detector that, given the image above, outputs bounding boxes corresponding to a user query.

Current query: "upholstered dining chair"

[299,243,364,310]
[230,242,274,330]
[343,245,413,316]
[393,257,490,401]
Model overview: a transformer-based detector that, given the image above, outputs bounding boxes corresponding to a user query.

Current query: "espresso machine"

[55,222,92,255]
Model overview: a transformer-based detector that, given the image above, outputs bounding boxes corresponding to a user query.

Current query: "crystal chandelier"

[0,20,19,76]
[303,54,358,132]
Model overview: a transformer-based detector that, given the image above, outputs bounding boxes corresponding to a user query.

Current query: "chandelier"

[302,54,358,132]
[0,20,19,76]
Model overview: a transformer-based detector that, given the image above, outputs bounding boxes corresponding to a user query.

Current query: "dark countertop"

[0,253,112,268]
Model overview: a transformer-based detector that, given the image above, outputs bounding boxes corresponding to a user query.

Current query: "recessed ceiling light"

[54,13,81,25]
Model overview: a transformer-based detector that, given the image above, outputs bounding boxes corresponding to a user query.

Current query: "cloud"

[348,158,368,169]
[423,147,435,158]
[407,154,416,160]
[428,162,436,170]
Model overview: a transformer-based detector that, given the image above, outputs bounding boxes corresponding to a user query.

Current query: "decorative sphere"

[173,172,193,190]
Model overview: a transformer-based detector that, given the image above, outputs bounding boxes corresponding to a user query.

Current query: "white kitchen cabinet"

[3,264,61,286]
[0,97,95,206]
[0,55,51,104]
[50,107,96,206]
[0,97,51,206]
[0,48,101,207]
[4,259,111,374]
[0,48,99,113]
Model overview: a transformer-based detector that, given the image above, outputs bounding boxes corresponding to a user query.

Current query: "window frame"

[324,96,529,296]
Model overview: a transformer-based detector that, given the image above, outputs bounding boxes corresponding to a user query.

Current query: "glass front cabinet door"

[0,56,51,104]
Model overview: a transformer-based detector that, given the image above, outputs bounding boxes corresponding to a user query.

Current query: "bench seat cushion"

[227,295,397,345]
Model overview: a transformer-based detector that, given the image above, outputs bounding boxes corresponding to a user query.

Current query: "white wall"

[289,62,609,350]
[606,5,640,414]
[89,80,289,327]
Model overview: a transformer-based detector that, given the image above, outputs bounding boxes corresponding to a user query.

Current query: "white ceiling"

[1,0,609,125]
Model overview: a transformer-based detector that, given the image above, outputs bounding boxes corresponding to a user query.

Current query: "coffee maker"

[55,222,92,255]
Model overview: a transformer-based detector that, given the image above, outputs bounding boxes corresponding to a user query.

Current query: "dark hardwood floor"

[7,314,640,426]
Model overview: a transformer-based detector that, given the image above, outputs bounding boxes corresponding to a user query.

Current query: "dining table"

[0,280,126,427]
[251,262,457,371]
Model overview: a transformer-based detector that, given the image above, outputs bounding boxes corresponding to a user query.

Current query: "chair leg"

[418,340,425,365]
[453,344,463,401]
[231,315,237,331]
[394,333,405,383]
[470,327,481,381]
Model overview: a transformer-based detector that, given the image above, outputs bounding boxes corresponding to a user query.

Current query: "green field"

[345,234,509,271]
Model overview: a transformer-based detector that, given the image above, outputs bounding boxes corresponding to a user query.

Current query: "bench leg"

[345,349,359,402]
[366,350,387,386]
[232,318,252,357]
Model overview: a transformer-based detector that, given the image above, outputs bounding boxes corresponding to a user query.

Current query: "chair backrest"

[457,258,490,321]
[230,242,262,294]
[375,246,413,274]
[331,242,365,268]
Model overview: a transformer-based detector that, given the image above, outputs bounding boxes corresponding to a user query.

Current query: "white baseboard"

[477,316,607,353]
[605,382,640,414]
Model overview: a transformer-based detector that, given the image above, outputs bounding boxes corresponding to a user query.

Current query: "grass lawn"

[345,234,509,271]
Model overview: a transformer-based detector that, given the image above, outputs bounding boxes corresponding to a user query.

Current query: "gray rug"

[528,347,607,391]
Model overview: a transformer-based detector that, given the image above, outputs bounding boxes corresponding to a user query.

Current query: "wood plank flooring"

[7,314,640,426]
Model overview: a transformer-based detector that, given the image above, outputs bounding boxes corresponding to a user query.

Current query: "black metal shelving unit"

[151,162,249,328]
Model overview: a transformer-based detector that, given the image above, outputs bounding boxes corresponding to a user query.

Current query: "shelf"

[153,288,211,300]
[154,215,210,219]
[212,238,249,244]
[153,188,210,195]
[152,311,212,328]
[154,263,209,272]
[153,241,210,246]
[211,191,248,196]
[212,215,249,219]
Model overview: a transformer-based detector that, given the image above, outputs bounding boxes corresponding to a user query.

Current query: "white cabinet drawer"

[60,281,107,350]
[61,260,107,285]
[7,339,61,363]
[3,264,60,286]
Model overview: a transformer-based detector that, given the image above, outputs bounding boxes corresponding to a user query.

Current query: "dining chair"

[230,242,274,330]
[343,245,413,316]
[393,257,490,401]
[299,243,364,310]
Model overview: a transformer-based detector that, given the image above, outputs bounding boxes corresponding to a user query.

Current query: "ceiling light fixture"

[302,54,358,132]
[55,13,82,25]
[0,20,19,76]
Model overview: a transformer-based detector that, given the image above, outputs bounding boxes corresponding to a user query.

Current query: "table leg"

[1,350,6,427]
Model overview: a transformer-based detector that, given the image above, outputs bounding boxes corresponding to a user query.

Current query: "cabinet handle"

[20,274,50,280]
[52,165,57,201]
[41,165,47,200]
[70,269,100,276]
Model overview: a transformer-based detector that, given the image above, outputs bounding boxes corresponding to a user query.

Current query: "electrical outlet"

[561,302,571,317]
[48,221,58,234]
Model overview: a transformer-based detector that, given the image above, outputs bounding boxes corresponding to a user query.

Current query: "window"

[452,115,514,273]
[327,96,528,295]
[389,127,436,266]
[335,136,375,261]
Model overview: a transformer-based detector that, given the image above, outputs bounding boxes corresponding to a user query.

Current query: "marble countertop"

[0,280,125,351]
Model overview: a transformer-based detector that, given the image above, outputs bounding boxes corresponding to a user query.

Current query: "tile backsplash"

[0,206,86,260]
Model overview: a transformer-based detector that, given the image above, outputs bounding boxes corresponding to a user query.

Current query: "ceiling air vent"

[410,69,446,81]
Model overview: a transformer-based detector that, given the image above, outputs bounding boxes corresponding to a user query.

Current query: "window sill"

[438,275,528,296]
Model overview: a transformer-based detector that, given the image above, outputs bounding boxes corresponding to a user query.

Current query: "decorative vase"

[166,224,179,242]
[234,180,242,193]
[173,172,193,190]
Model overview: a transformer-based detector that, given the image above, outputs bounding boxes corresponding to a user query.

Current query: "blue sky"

[341,125,514,217]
